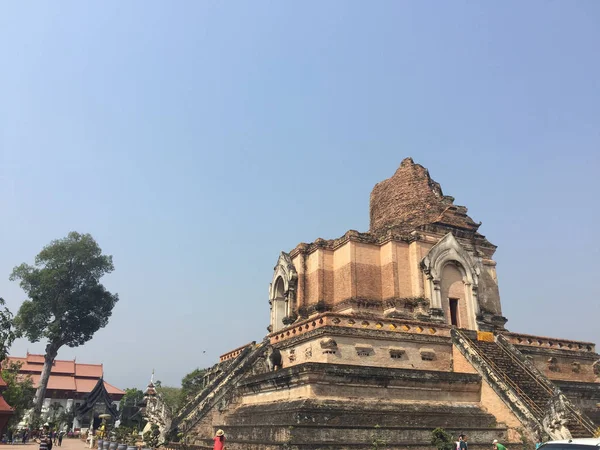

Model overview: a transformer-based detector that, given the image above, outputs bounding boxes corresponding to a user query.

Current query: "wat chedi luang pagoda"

[152,158,600,449]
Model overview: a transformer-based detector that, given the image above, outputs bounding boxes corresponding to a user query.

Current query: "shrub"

[431,428,455,450]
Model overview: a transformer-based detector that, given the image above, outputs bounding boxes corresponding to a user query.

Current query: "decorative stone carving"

[593,360,600,376]
[420,348,436,361]
[288,348,296,363]
[251,357,269,376]
[266,346,283,371]
[547,357,559,372]
[355,344,373,357]
[304,347,312,360]
[420,233,481,330]
[389,348,405,359]
[269,252,299,332]
[542,394,572,440]
[571,362,580,373]
[320,338,337,349]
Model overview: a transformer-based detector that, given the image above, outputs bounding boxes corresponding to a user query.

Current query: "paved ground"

[2,439,91,450]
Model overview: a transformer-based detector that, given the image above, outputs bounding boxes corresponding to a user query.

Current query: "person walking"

[36,426,51,450]
[493,439,507,450]
[57,432,64,447]
[213,429,225,450]
[535,436,543,449]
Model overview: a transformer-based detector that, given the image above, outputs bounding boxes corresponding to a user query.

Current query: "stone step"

[219,424,509,449]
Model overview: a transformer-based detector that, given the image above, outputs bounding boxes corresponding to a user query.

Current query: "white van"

[538,439,600,450]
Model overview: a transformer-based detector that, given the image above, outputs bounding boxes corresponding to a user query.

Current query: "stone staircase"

[220,399,509,450]
[452,329,596,439]
[169,339,269,436]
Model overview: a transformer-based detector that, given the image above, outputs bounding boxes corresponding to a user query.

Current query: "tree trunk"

[32,341,61,418]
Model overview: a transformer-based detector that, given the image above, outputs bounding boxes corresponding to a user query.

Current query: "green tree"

[156,385,183,414]
[56,407,75,430]
[180,368,206,402]
[47,401,64,424]
[10,232,119,417]
[431,428,455,450]
[0,298,16,362]
[120,388,145,428]
[143,424,160,449]
[120,388,145,410]
[1,361,35,428]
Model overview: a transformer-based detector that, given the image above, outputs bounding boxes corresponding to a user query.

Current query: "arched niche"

[269,252,298,332]
[421,233,481,330]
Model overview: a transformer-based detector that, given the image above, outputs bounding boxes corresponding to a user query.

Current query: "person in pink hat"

[213,429,225,450]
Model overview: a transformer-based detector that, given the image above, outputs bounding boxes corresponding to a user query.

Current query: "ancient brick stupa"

[155,158,600,450]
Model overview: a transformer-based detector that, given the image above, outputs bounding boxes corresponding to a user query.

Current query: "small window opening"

[449,298,459,327]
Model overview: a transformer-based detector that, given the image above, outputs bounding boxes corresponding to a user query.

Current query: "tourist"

[493,439,507,450]
[58,432,64,447]
[36,426,51,450]
[459,435,468,450]
[213,429,225,450]
[535,438,543,449]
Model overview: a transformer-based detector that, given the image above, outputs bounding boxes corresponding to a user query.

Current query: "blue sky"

[1,1,599,389]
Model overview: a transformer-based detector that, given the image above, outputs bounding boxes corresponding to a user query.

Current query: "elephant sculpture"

[266,345,283,371]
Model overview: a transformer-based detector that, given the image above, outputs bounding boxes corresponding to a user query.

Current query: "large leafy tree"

[10,232,118,416]
[180,368,206,402]
[0,298,16,362]
[1,361,35,428]
[155,385,183,414]
[119,388,145,429]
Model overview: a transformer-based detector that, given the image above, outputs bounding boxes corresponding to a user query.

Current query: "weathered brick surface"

[370,157,481,233]
[332,264,352,302]
[354,262,382,299]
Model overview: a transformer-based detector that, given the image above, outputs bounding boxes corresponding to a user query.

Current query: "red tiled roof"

[52,360,76,374]
[25,354,45,364]
[0,395,13,413]
[75,363,103,378]
[6,354,122,398]
[29,374,77,391]
[75,379,125,395]
[6,356,102,378]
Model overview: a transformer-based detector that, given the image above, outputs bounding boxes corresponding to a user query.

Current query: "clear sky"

[1,1,599,390]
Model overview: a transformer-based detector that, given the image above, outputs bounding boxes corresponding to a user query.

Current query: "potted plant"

[115,427,129,450]
[126,429,139,450]
[142,424,160,450]
[108,431,118,450]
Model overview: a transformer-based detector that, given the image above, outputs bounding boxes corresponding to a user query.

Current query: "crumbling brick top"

[289,158,494,257]
[370,157,481,233]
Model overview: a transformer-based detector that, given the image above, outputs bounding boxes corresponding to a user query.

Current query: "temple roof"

[370,157,481,233]
[5,354,124,397]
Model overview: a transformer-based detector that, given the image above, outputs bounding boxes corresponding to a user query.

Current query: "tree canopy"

[0,298,16,362]
[1,361,35,428]
[180,368,206,402]
[10,231,119,414]
[156,385,183,413]
[119,388,145,429]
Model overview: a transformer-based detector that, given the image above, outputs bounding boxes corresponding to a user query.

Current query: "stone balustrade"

[219,342,255,362]
[505,332,595,353]
[269,312,451,344]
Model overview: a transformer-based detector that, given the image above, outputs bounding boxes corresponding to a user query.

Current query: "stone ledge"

[239,361,481,391]
[515,345,599,360]
[270,319,452,347]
